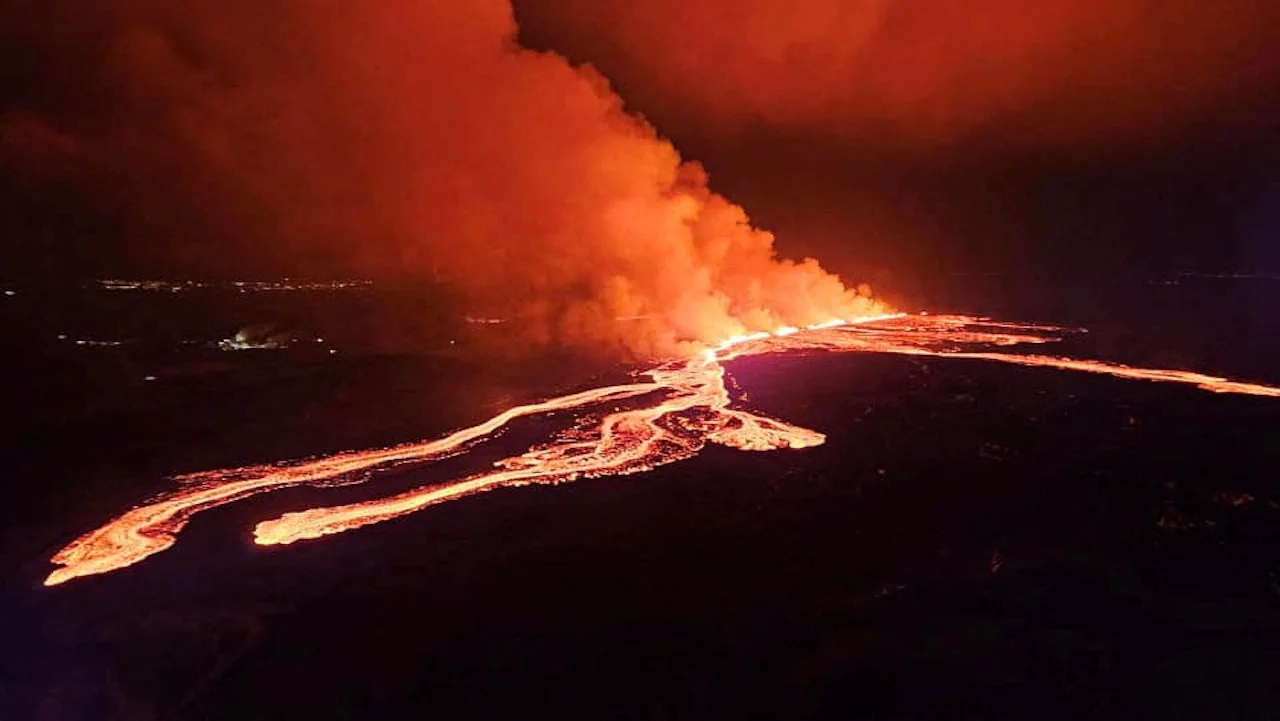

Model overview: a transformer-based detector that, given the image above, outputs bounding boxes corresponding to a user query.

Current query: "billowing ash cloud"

[523,0,1280,150]
[0,0,880,356]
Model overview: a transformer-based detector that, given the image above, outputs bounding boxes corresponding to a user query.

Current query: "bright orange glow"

[535,1,1280,149]
[42,382,659,587]
[45,313,1280,586]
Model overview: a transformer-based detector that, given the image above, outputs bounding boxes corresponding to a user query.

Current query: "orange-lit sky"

[517,0,1279,151]
[516,0,1280,284]
[2,0,1278,313]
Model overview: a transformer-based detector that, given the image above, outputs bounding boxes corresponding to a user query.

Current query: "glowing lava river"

[44,313,1280,586]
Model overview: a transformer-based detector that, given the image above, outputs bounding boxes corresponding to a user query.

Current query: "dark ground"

[2,275,1280,720]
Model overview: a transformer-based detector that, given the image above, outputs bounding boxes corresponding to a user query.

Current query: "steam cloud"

[525,0,1280,150]
[1,0,881,357]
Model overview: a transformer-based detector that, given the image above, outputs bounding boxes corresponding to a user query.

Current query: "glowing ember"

[44,314,1280,586]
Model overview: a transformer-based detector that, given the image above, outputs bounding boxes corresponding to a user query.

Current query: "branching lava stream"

[44,314,1280,586]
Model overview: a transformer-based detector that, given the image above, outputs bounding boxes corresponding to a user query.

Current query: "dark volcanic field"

[3,277,1280,720]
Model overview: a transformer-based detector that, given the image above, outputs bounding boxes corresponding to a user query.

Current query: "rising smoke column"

[0,0,882,355]
[521,0,1280,150]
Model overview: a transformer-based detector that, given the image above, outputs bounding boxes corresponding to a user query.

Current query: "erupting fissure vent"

[44,313,1280,587]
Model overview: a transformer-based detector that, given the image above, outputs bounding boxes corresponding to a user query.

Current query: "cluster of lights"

[98,279,371,292]
[55,334,126,347]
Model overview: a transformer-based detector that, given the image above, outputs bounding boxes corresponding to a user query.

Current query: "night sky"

[5,10,1280,717]
[513,0,1280,282]
[2,0,1278,291]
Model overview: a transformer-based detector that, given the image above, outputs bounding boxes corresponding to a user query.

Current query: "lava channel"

[45,313,1280,586]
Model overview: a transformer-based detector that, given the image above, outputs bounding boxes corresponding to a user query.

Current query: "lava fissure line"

[44,314,1280,586]
[43,380,659,586]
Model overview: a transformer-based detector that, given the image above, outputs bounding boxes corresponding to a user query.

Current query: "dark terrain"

[2,275,1279,720]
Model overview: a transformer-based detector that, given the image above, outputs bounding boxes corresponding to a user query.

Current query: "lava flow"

[44,313,1280,586]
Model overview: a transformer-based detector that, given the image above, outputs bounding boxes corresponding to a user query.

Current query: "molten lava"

[44,314,1280,586]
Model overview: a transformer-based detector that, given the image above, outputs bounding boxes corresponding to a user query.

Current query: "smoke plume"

[521,0,1280,151]
[1,0,882,357]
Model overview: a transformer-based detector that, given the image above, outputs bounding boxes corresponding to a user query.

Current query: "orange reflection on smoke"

[45,314,1280,586]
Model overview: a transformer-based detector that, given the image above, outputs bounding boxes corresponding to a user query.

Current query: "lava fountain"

[44,313,1280,587]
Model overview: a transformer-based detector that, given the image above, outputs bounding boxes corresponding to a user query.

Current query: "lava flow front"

[44,314,1280,586]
